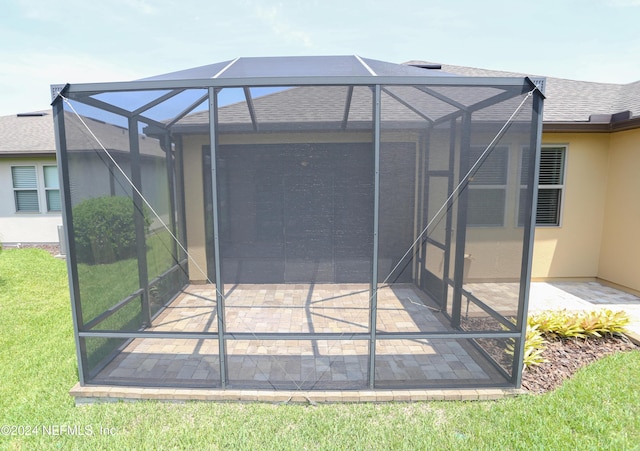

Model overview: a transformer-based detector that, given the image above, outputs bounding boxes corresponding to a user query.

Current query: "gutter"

[543,111,640,133]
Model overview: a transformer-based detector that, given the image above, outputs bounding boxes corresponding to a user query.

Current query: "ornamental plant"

[509,309,630,370]
[506,318,547,368]
[529,309,630,339]
[73,196,150,265]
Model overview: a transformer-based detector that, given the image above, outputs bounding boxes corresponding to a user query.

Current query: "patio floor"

[91,284,507,390]
[73,279,640,403]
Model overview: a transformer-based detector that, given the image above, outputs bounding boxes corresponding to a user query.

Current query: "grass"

[1,248,639,450]
[75,229,182,370]
[78,228,179,323]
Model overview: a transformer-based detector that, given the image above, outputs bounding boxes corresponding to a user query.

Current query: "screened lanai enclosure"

[52,56,544,392]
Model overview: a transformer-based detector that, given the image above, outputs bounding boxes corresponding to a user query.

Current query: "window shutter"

[15,191,40,211]
[468,147,508,185]
[539,148,564,185]
[535,147,565,226]
[12,166,40,212]
[12,166,37,189]
[536,189,562,225]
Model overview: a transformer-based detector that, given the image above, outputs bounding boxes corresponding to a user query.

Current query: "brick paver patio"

[93,284,499,389]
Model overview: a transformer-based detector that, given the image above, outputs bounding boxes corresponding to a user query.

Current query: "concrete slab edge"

[70,383,524,405]
[625,331,640,346]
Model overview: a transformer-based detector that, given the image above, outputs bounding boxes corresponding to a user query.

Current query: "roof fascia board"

[543,123,611,132]
[611,116,640,131]
[543,117,640,133]
[0,151,56,157]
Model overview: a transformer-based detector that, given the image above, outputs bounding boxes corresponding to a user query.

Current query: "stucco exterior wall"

[531,133,610,280]
[0,157,62,243]
[182,135,208,282]
[597,128,640,292]
[182,131,378,282]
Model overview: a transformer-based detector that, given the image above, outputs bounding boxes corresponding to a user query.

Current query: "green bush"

[73,196,150,264]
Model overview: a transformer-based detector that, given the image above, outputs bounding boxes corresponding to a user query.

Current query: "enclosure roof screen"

[140,55,455,81]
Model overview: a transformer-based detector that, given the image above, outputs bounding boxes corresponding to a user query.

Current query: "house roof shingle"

[0,111,56,155]
[404,61,640,123]
[6,58,638,157]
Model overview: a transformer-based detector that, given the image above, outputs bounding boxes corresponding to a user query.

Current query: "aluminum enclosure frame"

[52,56,544,391]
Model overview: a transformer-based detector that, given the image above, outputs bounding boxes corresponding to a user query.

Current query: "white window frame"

[43,164,61,212]
[10,163,61,214]
[11,165,40,213]
[518,145,567,227]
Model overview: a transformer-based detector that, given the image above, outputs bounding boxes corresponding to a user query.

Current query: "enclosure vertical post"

[53,95,88,385]
[513,88,544,387]
[209,87,227,388]
[368,84,382,389]
[163,133,179,262]
[129,117,151,327]
[416,132,427,287]
[451,112,471,328]
[174,136,188,260]
[441,119,458,312]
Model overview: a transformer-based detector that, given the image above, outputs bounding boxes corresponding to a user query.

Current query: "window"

[466,146,508,227]
[536,147,565,226]
[12,166,39,212]
[519,146,566,227]
[11,164,61,213]
[43,166,61,212]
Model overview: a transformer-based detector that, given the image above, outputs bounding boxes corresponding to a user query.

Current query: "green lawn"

[1,248,639,450]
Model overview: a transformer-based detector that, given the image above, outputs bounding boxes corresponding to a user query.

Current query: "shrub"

[508,309,630,371]
[506,318,547,369]
[529,309,630,339]
[73,196,150,264]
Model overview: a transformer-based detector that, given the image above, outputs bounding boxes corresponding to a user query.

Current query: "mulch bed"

[521,334,639,393]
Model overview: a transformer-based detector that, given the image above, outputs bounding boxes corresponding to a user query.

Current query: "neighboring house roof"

[0,111,56,155]
[405,61,640,130]
[63,112,165,158]
[0,110,164,158]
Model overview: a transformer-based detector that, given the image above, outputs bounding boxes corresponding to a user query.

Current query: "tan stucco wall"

[597,128,640,292]
[182,135,208,281]
[182,128,638,290]
[532,133,610,279]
